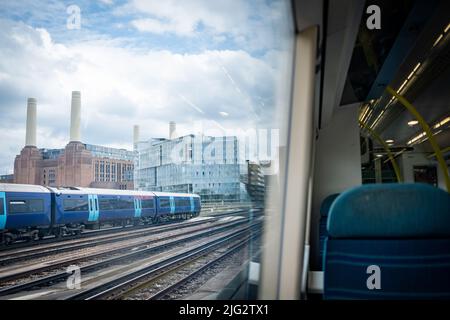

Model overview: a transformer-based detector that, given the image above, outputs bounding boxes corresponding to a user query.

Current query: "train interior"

[229,0,450,300]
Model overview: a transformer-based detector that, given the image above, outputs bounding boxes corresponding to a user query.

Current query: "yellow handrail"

[427,146,450,159]
[386,86,450,192]
[359,120,403,183]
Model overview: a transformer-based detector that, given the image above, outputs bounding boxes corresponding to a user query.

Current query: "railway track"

[118,233,261,300]
[0,208,252,252]
[147,237,259,300]
[0,209,257,266]
[0,217,262,298]
[65,222,262,300]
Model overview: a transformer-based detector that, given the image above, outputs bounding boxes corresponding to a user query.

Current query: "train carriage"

[0,184,201,242]
[0,184,52,243]
[153,192,201,220]
[49,187,159,232]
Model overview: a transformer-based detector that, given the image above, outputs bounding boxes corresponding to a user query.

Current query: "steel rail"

[0,218,256,297]
[0,211,252,266]
[0,208,250,251]
[147,233,261,300]
[65,222,262,300]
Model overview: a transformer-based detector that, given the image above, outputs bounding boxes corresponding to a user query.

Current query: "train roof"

[47,187,156,197]
[152,192,200,198]
[0,183,51,193]
[0,184,200,198]
[46,187,200,198]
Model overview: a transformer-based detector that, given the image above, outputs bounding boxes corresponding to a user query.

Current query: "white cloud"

[0,18,283,173]
[122,0,289,52]
[128,0,249,36]
[131,18,184,35]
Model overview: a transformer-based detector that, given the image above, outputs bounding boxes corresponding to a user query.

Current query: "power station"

[13,91,134,189]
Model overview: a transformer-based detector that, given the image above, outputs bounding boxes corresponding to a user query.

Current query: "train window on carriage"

[142,199,154,209]
[175,198,189,207]
[160,199,170,208]
[116,199,127,210]
[115,198,134,210]
[9,199,44,214]
[63,199,89,212]
[99,198,114,211]
[0,199,3,215]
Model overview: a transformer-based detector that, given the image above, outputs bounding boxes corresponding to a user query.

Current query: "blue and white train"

[0,183,201,244]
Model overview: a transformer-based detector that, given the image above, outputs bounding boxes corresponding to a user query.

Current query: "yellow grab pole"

[386,86,450,192]
[359,121,403,183]
[428,146,450,159]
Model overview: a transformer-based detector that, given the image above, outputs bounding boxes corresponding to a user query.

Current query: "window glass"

[99,198,114,211]
[159,198,170,208]
[0,0,294,300]
[9,199,44,214]
[0,198,4,215]
[63,199,88,212]
[142,199,154,209]
[116,198,134,210]
[99,198,134,210]
[175,198,190,207]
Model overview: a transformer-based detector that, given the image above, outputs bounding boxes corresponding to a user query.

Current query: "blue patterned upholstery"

[318,193,339,270]
[327,183,450,238]
[323,183,450,300]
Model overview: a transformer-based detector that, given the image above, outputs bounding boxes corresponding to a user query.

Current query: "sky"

[0,0,294,174]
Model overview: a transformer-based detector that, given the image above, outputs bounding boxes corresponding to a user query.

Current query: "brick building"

[13,92,134,189]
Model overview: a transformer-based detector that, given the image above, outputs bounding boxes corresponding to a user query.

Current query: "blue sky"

[0,0,294,174]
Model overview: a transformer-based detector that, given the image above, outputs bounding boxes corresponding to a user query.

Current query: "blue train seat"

[323,183,450,299]
[318,193,339,270]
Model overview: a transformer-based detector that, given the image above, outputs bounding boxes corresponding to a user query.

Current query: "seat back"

[323,183,450,299]
[318,193,339,270]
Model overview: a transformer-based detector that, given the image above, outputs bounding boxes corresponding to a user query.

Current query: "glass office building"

[134,134,252,202]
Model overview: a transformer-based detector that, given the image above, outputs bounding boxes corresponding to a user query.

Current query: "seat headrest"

[327,183,450,238]
[320,193,340,217]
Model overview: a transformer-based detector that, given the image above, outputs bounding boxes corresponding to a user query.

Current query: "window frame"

[63,198,89,212]
[8,198,45,214]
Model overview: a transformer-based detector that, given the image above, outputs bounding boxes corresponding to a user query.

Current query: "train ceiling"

[340,0,450,152]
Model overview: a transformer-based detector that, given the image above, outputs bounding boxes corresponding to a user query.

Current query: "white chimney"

[133,125,140,147]
[70,91,81,142]
[25,98,37,147]
[169,121,176,139]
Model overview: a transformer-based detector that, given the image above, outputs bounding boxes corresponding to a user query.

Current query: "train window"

[0,199,4,215]
[142,199,154,209]
[175,198,190,207]
[63,199,89,212]
[98,198,133,210]
[116,198,134,210]
[118,199,134,209]
[9,199,44,214]
[0,0,295,301]
[159,198,170,208]
[99,198,114,211]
